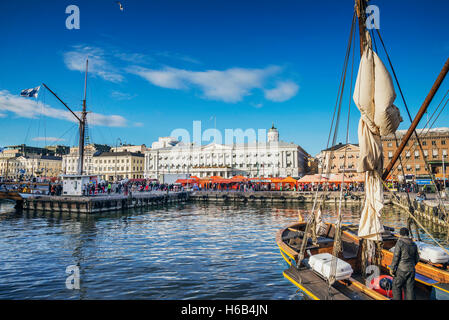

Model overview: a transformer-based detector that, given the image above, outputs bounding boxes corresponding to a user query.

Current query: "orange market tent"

[298,174,328,184]
[249,177,272,183]
[281,176,297,186]
[327,174,353,183]
[268,177,284,190]
[175,178,197,184]
[198,178,211,188]
[280,176,297,190]
[281,176,297,183]
[212,178,234,184]
[230,175,247,182]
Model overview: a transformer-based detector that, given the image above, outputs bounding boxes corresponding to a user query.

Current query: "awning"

[175,178,197,184]
[297,174,328,183]
[281,176,297,184]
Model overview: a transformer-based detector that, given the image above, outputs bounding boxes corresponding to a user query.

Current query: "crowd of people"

[189,181,366,192]
[81,180,184,197]
[2,177,448,202]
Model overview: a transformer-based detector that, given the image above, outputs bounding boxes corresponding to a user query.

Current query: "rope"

[387,92,449,225]
[297,12,357,270]
[387,91,449,172]
[329,18,356,288]
[383,180,449,257]
[373,27,449,223]
[393,131,422,241]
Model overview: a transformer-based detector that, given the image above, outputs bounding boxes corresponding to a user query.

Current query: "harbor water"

[0,199,448,299]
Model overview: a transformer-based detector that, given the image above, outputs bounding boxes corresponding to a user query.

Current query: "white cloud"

[63,44,299,103]
[127,65,289,103]
[64,45,124,83]
[0,90,128,127]
[114,52,151,64]
[86,112,128,127]
[111,91,137,100]
[32,137,65,142]
[128,67,187,89]
[155,51,201,64]
[264,81,299,102]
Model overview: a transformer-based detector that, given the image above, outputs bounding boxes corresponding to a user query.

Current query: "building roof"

[146,140,303,152]
[321,143,359,152]
[40,155,63,160]
[94,151,144,157]
[383,127,449,139]
[19,155,62,160]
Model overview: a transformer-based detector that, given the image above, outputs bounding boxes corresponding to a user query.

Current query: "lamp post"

[115,138,122,182]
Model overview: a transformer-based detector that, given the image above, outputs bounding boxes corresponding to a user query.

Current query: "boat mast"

[41,58,89,176]
[78,58,88,175]
[355,0,368,56]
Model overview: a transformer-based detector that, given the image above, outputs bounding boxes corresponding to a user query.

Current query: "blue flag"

[20,86,40,98]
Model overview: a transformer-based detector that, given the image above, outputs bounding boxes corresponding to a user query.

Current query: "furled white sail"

[353,43,402,241]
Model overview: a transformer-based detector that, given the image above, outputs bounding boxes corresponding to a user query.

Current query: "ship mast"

[355,0,369,56]
[41,58,89,176]
[78,59,89,175]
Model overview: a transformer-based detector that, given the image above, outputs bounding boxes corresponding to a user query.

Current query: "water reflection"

[0,200,447,299]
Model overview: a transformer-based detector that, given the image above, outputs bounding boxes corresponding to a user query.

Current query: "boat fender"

[369,275,404,299]
[369,275,393,298]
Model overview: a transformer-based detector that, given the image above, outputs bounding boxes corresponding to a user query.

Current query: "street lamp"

[115,138,122,182]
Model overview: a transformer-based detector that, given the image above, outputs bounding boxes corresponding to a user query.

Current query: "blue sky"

[0,0,448,156]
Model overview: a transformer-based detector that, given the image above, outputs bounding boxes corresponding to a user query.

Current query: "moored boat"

[276,221,449,300]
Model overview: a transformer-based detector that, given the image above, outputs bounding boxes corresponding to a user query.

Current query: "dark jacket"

[391,237,420,274]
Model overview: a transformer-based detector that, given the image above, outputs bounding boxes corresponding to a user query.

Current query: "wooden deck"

[283,266,380,300]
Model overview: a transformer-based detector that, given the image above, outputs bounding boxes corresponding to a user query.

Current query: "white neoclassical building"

[144,125,309,179]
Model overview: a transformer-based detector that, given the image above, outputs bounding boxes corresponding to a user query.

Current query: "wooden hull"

[0,191,25,201]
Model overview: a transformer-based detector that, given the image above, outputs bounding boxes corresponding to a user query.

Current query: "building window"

[442,140,446,145]
[433,149,438,156]
[422,141,426,146]
[387,142,392,147]
[432,141,436,146]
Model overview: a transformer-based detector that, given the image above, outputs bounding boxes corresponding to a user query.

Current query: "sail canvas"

[353,43,402,241]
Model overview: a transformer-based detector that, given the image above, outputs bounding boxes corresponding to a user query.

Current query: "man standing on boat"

[390,227,420,300]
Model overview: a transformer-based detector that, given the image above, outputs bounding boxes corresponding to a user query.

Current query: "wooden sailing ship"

[276,0,449,300]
